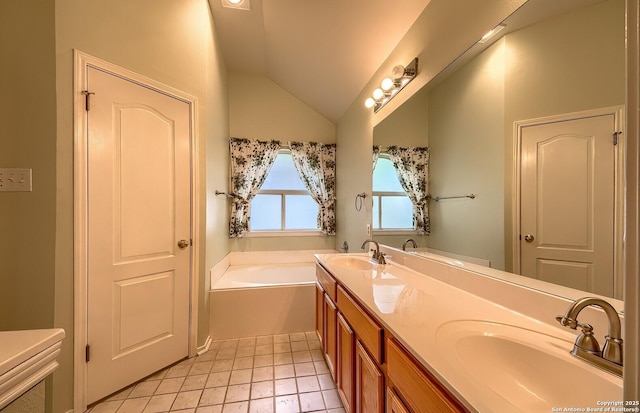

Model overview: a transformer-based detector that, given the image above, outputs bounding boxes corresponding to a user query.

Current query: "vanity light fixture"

[222,0,251,10]
[479,24,506,43]
[364,58,418,113]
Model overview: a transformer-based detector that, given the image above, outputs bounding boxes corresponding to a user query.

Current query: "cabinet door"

[324,293,337,379]
[337,313,355,413]
[356,340,384,413]
[316,282,324,345]
[386,388,410,413]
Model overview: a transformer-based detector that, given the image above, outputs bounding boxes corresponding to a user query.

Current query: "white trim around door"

[73,50,201,411]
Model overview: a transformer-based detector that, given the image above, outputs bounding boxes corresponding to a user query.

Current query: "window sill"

[373,229,418,236]
[244,230,328,238]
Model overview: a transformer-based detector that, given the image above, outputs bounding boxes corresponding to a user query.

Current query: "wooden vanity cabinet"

[316,264,338,379]
[386,387,410,413]
[337,313,355,412]
[387,338,467,413]
[356,340,384,413]
[315,282,324,345]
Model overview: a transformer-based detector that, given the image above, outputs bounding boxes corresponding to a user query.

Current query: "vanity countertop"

[0,328,65,409]
[314,253,622,413]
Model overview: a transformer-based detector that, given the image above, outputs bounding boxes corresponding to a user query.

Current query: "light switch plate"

[0,168,32,192]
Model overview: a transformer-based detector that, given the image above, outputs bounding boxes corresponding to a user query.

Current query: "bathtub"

[210,261,317,340]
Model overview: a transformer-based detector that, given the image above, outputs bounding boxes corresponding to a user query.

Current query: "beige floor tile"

[317,374,336,390]
[173,390,203,410]
[327,409,345,413]
[90,400,123,413]
[143,393,176,413]
[222,401,249,413]
[199,386,227,406]
[274,378,297,396]
[105,386,133,401]
[309,350,323,362]
[230,369,253,385]
[118,397,151,413]
[292,351,311,363]
[206,371,231,388]
[145,368,169,382]
[129,381,160,398]
[221,339,240,349]
[182,374,208,391]
[298,391,325,411]
[249,397,275,413]
[289,333,307,342]
[238,337,257,347]
[172,409,196,413]
[254,354,274,367]
[295,376,320,393]
[256,336,274,345]
[290,341,308,352]
[273,343,292,354]
[211,359,234,373]
[251,380,274,399]
[307,340,321,351]
[167,364,194,379]
[190,361,214,375]
[210,341,222,350]
[195,406,223,413]
[274,395,300,413]
[293,363,315,377]
[304,332,317,341]
[274,364,295,380]
[171,390,202,410]
[322,389,342,409]
[197,351,217,362]
[252,366,274,382]
[255,344,274,355]
[233,357,254,370]
[273,334,290,343]
[226,383,251,403]
[216,348,238,360]
[155,377,185,394]
[312,361,329,375]
[273,353,293,366]
[236,346,256,358]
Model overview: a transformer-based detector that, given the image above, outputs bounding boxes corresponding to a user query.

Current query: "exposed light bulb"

[228,0,243,3]
[392,64,406,79]
[365,98,376,108]
[372,88,384,100]
[381,77,394,91]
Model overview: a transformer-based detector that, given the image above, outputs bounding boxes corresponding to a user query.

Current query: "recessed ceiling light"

[222,0,251,10]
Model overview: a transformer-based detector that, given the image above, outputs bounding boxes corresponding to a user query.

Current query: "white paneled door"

[520,114,615,296]
[86,67,191,403]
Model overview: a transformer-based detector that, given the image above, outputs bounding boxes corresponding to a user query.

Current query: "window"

[250,151,319,232]
[372,156,413,230]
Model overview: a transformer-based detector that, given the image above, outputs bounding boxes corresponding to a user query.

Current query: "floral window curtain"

[229,137,280,237]
[289,141,337,235]
[387,145,430,234]
[372,146,381,169]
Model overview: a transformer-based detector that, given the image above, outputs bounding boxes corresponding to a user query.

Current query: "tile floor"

[87,332,345,413]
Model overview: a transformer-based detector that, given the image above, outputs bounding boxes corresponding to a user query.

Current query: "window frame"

[247,149,322,237]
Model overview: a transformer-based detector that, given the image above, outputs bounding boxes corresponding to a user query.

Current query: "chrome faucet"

[556,297,623,376]
[361,239,386,264]
[402,238,417,251]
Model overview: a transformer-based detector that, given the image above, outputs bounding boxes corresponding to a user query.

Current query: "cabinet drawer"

[316,264,337,302]
[387,339,465,413]
[337,285,383,364]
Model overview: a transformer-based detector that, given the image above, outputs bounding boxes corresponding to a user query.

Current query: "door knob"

[524,234,535,243]
[177,239,190,249]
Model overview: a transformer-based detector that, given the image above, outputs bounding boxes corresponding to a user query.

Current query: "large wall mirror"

[372,0,625,300]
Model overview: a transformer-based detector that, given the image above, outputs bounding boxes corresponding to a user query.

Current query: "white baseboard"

[197,336,212,356]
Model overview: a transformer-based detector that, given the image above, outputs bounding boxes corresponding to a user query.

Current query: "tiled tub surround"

[88,332,345,413]
[210,251,336,340]
[315,251,623,412]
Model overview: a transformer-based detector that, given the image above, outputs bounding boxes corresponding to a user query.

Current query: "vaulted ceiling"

[208,0,431,124]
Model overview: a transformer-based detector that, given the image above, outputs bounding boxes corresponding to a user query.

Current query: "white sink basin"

[327,255,378,271]
[435,321,622,412]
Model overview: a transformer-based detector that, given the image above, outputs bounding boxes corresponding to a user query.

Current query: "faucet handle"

[574,322,601,355]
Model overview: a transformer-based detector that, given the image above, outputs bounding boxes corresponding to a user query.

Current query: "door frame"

[73,50,201,411]
[512,106,625,299]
